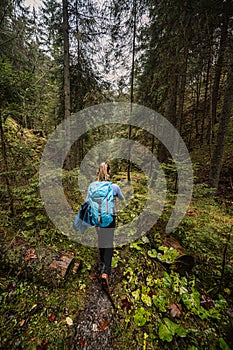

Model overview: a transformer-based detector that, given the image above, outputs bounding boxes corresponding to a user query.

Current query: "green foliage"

[0,270,88,349]
[1,124,233,349]
[192,183,216,199]
[113,238,231,349]
[0,119,98,348]
[110,172,232,349]
[158,317,187,342]
[133,307,148,327]
[157,246,180,264]
[219,337,231,350]
[1,120,233,349]
[0,0,233,349]
[173,190,233,293]
[0,59,21,114]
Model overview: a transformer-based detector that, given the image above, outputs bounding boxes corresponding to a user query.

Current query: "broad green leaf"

[111,257,119,269]
[158,246,168,252]
[35,214,47,222]
[148,249,157,258]
[175,324,187,337]
[219,337,231,350]
[22,211,31,218]
[152,292,168,312]
[146,275,154,287]
[132,289,140,301]
[163,318,176,335]
[163,318,187,338]
[141,293,152,307]
[162,272,173,288]
[134,308,147,327]
[130,242,142,250]
[158,322,173,342]
[157,247,179,263]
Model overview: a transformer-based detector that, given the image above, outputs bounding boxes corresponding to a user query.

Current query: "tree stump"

[160,236,195,274]
[0,236,80,285]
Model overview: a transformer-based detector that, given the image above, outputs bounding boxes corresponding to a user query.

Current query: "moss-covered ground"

[0,119,233,349]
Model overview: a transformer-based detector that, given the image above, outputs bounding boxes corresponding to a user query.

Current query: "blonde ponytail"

[97,162,110,181]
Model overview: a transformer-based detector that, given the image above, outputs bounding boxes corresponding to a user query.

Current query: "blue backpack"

[73,201,92,233]
[88,181,115,227]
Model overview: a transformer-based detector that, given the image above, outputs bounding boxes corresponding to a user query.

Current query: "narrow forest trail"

[73,269,119,350]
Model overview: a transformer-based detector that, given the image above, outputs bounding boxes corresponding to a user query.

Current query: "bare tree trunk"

[211,5,229,126]
[62,0,72,169]
[201,56,211,144]
[127,0,137,182]
[158,71,177,163]
[177,48,188,134]
[63,0,71,119]
[149,122,156,181]
[0,115,14,215]
[70,0,81,167]
[194,78,201,139]
[209,62,233,190]
[207,63,214,155]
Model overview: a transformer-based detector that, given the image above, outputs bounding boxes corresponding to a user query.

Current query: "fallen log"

[0,236,80,286]
[158,236,195,274]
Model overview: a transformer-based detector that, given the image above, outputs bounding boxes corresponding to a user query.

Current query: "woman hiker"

[86,162,124,288]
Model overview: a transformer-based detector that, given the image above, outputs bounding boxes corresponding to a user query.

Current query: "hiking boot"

[101,273,109,290]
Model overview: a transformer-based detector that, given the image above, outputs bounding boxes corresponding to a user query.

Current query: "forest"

[0,0,233,349]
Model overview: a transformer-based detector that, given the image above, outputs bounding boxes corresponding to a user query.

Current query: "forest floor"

[73,265,116,350]
[1,120,233,349]
[1,198,233,350]
[1,175,233,350]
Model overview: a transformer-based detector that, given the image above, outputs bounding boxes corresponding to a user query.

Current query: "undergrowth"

[109,176,233,350]
[0,120,233,349]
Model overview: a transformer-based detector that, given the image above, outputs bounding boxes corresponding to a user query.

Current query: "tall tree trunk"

[127,0,137,182]
[62,0,72,169]
[207,64,214,149]
[158,70,178,163]
[70,0,81,167]
[209,62,233,190]
[63,0,71,119]
[211,4,229,125]
[0,115,14,216]
[201,56,211,144]
[149,122,156,181]
[194,78,201,139]
[177,48,188,134]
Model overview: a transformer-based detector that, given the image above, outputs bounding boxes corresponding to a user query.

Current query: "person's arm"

[113,184,124,200]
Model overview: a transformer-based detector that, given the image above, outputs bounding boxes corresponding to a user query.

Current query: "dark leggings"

[97,217,115,275]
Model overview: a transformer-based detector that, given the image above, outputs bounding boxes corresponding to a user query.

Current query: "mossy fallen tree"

[130,232,195,276]
[157,235,195,274]
[0,236,80,286]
